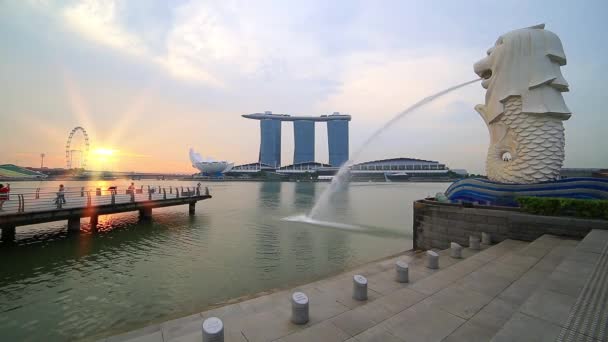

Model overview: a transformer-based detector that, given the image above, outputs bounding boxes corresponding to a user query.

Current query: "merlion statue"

[474,24,571,184]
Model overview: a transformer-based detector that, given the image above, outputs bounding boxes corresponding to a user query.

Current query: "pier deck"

[0,186,211,240]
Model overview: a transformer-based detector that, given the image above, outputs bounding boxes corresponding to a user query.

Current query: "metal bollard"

[205,187,210,196]
[169,186,172,194]
[291,292,309,325]
[96,188,101,196]
[163,188,167,200]
[395,261,409,283]
[353,274,368,301]
[130,190,135,203]
[81,187,85,197]
[202,317,224,342]
[426,250,439,269]
[158,186,161,193]
[111,192,115,205]
[35,188,40,199]
[469,236,481,250]
[87,191,91,207]
[450,242,463,258]
[481,232,492,245]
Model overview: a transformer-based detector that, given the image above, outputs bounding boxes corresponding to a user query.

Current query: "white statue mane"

[474,24,571,124]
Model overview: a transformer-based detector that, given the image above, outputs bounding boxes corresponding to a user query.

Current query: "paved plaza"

[101,230,608,342]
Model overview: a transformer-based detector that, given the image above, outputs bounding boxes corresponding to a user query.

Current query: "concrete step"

[491,230,608,342]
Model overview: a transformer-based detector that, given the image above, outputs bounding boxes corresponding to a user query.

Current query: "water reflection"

[258,182,282,210]
[293,182,316,211]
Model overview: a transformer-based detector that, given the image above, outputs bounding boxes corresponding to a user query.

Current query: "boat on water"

[384,172,411,182]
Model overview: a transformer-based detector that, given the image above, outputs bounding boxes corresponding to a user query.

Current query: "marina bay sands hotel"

[242,111,351,168]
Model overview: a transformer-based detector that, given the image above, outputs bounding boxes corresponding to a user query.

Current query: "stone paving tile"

[542,269,587,297]
[497,268,552,306]
[491,312,595,342]
[365,287,427,316]
[421,284,493,319]
[469,298,518,331]
[409,268,464,295]
[160,313,203,341]
[519,289,577,328]
[495,253,539,270]
[555,258,596,280]
[477,260,527,282]
[278,321,350,342]
[106,324,162,342]
[383,301,465,342]
[455,269,513,297]
[366,269,404,295]
[236,311,302,342]
[351,323,405,342]
[111,331,163,342]
[443,321,495,342]
[330,302,390,336]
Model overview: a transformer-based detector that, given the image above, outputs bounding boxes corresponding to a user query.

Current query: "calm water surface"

[0,180,448,341]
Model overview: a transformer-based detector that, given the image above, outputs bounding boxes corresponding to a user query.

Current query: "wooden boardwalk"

[0,186,211,241]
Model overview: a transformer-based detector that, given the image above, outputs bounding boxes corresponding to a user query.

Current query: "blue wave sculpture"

[445,177,608,207]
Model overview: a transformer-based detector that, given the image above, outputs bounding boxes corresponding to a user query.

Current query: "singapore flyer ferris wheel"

[65,126,90,169]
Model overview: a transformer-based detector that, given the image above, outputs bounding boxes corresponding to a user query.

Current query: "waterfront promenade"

[101,230,608,342]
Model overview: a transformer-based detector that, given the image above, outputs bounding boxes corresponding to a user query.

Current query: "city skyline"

[1,1,607,173]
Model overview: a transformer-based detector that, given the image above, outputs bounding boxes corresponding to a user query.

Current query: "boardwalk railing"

[0,184,209,215]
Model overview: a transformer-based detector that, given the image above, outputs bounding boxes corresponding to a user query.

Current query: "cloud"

[63,0,145,56]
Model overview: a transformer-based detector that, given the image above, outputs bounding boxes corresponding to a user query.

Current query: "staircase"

[491,230,608,342]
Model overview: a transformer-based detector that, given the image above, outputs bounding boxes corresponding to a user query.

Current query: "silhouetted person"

[127,182,135,194]
[0,183,10,210]
[57,184,66,204]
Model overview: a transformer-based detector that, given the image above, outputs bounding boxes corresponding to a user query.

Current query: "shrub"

[516,197,608,220]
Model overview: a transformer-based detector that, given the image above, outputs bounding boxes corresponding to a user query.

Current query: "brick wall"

[413,200,608,250]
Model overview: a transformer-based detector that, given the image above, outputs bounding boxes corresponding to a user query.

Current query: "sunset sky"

[1,1,606,173]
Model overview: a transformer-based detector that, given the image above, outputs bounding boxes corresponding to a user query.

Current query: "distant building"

[189,148,233,176]
[351,158,448,176]
[243,111,351,167]
[560,168,607,179]
[451,169,469,176]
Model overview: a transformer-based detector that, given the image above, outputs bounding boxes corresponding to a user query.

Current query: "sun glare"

[94,148,114,156]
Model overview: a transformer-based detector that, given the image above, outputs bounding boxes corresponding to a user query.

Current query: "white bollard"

[426,250,439,269]
[291,292,309,325]
[353,275,368,301]
[395,260,409,283]
[202,317,224,342]
[450,242,463,258]
[481,232,492,245]
[469,236,481,250]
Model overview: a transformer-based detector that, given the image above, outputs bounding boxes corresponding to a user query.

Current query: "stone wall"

[413,200,608,250]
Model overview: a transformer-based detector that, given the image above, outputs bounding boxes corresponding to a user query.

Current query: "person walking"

[127,182,135,194]
[0,183,10,210]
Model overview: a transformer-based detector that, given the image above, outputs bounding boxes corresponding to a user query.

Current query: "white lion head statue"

[474,24,571,123]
